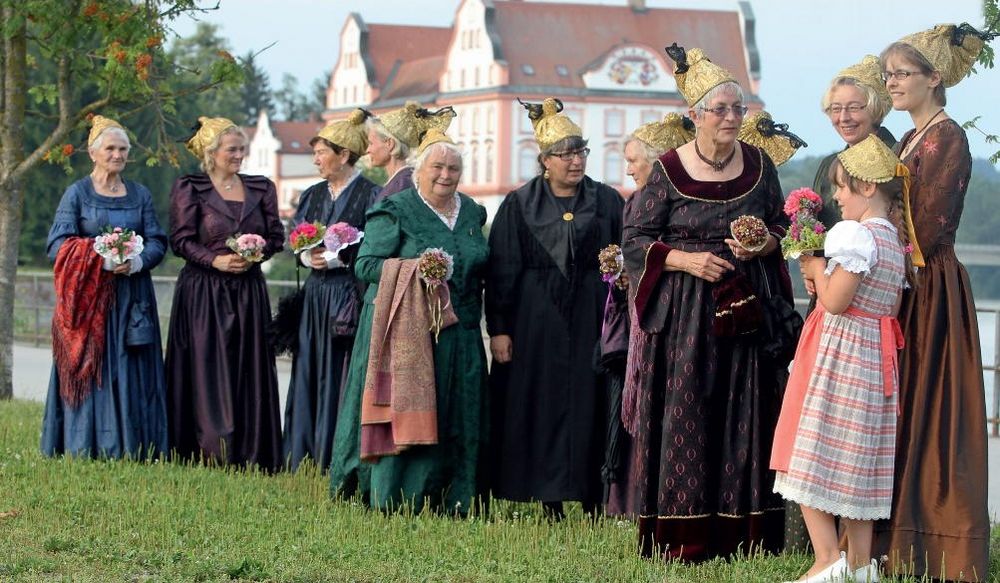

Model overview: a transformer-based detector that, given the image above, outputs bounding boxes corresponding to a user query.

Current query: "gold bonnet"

[834,55,891,111]
[738,111,807,167]
[186,116,239,160]
[837,134,925,266]
[897,24,993,88]
[632,112,695,153]
[519,97,583,152]
[88,115,125,148]
[416,128,455,157]
[665,44,738,107]
[378,101,456,150]
[316,109,371,158]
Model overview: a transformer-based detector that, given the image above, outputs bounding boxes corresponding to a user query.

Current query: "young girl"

[771,133,913,583]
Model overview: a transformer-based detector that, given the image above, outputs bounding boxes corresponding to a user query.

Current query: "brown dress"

[873,119,989,581]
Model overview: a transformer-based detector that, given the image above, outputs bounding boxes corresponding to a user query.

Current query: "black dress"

[486,175,623,505]
[165,173,285,471]
[282,175,378,472]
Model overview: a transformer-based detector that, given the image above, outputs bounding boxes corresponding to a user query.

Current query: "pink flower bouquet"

[780,187,827,259]
[417,247,455,341]
[93,226,144,266]
[289,221,326,254]
[226,233,267,262]
[321,222,364,262]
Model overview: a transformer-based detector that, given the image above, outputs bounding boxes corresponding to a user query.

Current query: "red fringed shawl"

[51,237,115,408]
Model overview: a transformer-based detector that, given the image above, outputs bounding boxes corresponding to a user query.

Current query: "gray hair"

[413,141,464,175]
[366,118,410,161]
[89,127,131,154]
[692,81,745,113]
[201,126,248,173]
[820,77,890,125]
[623,135,663,165]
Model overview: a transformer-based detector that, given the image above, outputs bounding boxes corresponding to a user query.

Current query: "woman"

[621,45,792,561]
[812,55,896,234]
[487,98,624,518]
[366,101,455,202]
[166,116,285,472]
[605,113,694,516]
[874,25,991,580]
[42,115,168,459]
[329,129,489,513]
[282,109,380,472]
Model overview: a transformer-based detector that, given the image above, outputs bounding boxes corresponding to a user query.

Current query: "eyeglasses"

[882,69,924,82]
[825,103,866,117]
[550,147,590,161]
[699,105,749,118]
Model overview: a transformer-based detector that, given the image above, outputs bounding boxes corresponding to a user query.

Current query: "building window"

[641,109,660,124]
[470,141,479,184]
[521,64,535,76]
[486,106,495,133]
[604,146,623,185]
[485,140,494,183]
[605,109,625,137]
[519,145,537,182]
[460,69,466,89]
[471,108,479,137]
[555,65,569,77]
[474,67,480,87]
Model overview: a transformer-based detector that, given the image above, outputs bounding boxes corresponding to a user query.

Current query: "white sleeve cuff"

[128,256,144,275]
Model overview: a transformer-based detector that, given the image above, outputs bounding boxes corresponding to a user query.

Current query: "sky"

[171,0,1000,160]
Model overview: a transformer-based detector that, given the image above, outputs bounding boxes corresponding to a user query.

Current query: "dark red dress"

[621,143,791,562]
[165,173,285,471]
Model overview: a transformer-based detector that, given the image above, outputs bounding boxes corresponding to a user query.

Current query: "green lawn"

[0,399,996,582]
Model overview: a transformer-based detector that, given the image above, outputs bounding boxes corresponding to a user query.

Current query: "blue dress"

[41,177,169,459]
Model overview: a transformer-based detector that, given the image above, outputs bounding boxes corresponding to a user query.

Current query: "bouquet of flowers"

[322,222,364,262]
[417,247,455,342]
[226,233,267,262]
[730,215,770,253]
[598,244,629,291]
[780,187,827,259]
[288,221,326,254]
[93,226,144,267]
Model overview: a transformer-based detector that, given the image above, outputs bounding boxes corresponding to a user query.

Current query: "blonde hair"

[201,126,248,172]
[820,77,891,125]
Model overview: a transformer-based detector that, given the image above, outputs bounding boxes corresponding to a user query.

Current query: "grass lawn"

[1,399,997,582]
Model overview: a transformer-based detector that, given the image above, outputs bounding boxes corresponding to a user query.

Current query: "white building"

[243,110,325,217]
[329,0,763,216]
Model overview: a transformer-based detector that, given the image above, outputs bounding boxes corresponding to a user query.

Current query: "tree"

[0,0,243,399]
[239,50,273,126]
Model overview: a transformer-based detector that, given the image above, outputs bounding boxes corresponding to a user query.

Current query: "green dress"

[328,188,490,513]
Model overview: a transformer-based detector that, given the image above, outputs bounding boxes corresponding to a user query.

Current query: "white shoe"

[784,553,851,583]
[851,559,880,582]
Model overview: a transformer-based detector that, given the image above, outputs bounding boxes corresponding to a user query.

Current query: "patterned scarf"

[51,237,115,407]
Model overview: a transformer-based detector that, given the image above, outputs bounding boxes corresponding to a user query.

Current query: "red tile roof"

[491,1,754,92]
[271,121,324,154]
[379,55,447,101]
[366,23,452,89]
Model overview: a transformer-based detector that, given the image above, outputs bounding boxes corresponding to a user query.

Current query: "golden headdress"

[897,23,996,88]
[416,128,455,157]
[665,43,738,107]
[837,134,925,266]
[186,116,238,160]
[738,111,807,167]
[518,97,583,152]
[316,109,371,158]
[632,112,695,153]
[88,115,125,148]
[834,55,891,112]
[378,101,456,149]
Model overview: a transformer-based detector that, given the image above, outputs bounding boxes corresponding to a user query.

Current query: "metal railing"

[14,270,1000,436]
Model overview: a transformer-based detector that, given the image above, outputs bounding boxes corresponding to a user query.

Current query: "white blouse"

[822,218,896,276]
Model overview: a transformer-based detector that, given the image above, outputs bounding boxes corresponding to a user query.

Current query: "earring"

[543,169,550,180]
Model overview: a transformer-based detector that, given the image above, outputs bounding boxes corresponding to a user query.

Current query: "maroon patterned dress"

[621,143,791,562]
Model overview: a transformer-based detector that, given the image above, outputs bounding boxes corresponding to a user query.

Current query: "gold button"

[562,212,574,221]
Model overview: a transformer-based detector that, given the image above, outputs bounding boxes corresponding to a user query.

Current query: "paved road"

[10,344,999,522]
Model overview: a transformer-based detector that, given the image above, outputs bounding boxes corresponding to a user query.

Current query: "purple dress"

[165,173,285,471]
[373,166,414,203]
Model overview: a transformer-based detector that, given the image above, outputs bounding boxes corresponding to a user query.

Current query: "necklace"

[92,173,122,194]
[900,108,945,158]
[694,140,737,172]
